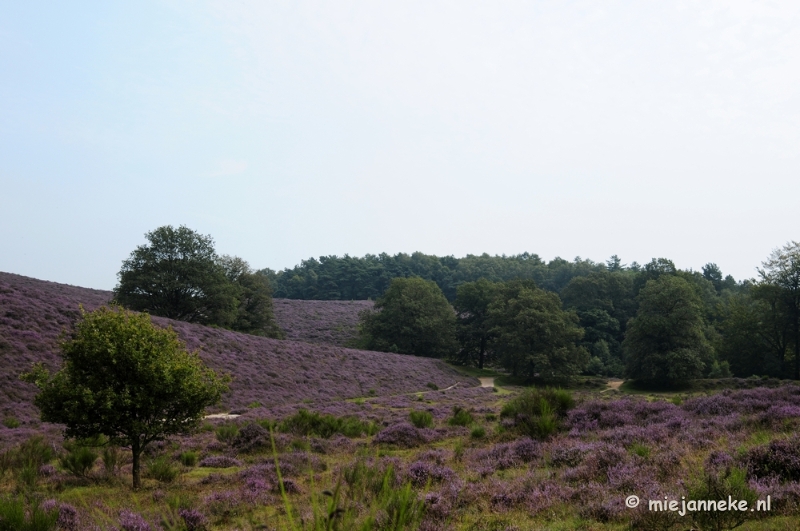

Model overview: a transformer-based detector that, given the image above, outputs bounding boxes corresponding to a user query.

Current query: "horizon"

[2,2,798,290]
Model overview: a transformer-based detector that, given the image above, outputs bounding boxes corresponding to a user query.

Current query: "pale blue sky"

[2,1,799,289]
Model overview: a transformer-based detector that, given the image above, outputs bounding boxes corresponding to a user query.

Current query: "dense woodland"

[262,248,800,383]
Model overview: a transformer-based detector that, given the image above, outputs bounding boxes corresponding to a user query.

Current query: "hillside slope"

[272,298,373,346]
[0,272,476,429]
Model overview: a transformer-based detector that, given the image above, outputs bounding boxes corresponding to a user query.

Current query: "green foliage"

[488,280,588,382]
[60,440,98,478]
[0,496,58,531]
[408,411,433,429]
[102,445,120,479]
[113,225,238,326]
[629,442,650,458]
[13,436,54,469]
[707,360,733,379]
[146,455,179,483]
[217,255,284,338]
[279,409,377,439]
[448,406,473,427]
[20,306,229,489]
[454,279,502,368]
[688,466,757,531]
[500,388,574,439]
[470,425,486,439]
[179,451,198,467]
[425,383,438,390]
[215,424,239,443]
[624,275,713,387]
[2,417,19,429]
[358,277,458,358]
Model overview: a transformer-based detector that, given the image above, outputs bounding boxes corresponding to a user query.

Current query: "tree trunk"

[131,441,141,490]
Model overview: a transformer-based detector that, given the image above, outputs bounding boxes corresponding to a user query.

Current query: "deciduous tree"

[624,275,712,387]
[358,277,458,358]
[21,306,229,489]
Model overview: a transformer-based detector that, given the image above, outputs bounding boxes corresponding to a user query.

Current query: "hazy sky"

[2,1,799,290]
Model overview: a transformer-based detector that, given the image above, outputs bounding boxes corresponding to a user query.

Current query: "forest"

[265,246,800,383]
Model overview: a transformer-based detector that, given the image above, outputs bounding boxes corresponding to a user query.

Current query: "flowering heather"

[373,422,429,448]
[198,455,242,468]
[1,272,477,428]
[118,510,152,531]
[271,298,373,346]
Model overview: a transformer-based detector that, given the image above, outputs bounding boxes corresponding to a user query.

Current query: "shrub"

[178,508,208,531]
[279,409,376,438]
[15,436,55,469]
[373,423,428,448]
[102,446,120,478]
[409,411,433,429]
[470,426,486,439]
[146,456,179,483]
[2,417,19,429]
[60,444,98,479]
[180,451,198,467]
[198,456,242,468]
[0,496,59,531]
[743,436,800,481]
[629,442,650,459]
[500,388,574,439]
[215,425,239,444]
[688,466,756,531]
[426,383,439,390]
[118,510,152,531]
[448,406,473,427]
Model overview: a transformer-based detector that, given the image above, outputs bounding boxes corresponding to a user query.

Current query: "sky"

[2,1,799,290]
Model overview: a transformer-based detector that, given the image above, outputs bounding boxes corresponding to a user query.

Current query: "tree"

[624,275,712,387]
[218,255,284,338]
[21,306,229,489]
[488,280,588,382]
[453,279,501,369]
[113,225,238,326]
[358,277,458,358]
[758,241,800,380]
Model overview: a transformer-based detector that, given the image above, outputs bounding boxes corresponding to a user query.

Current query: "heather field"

[4,273,800,529]
[0,272,475,434]
[271,298,373,347]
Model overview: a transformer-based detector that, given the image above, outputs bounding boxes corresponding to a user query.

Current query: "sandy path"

[606,379,623,390]
[479,377,495,388]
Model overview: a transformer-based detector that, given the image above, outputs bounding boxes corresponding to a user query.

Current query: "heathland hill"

[0,272,476,429]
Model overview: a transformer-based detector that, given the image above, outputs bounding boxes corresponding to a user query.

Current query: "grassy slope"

[0,272,476,430]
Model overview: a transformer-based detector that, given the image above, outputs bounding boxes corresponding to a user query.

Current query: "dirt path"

[606,379,623,390]
[479,377,495,388]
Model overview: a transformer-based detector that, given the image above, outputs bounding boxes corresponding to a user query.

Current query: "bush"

[215,425,239,444]
[500,388,574,439]
[0,496,59,531]
[180,451,198,467]
[2,417,19,429]
[198,456,242,468]
[688,466,756,531]
[279,409,376,439]
[373,423,428,448]
[102,446,120,478]
[743,436,800,481]
[60,443,98,479]
[470,426,486,439]
[409,410,433,429]
[15,436,55,469]
[146,456,179,483]
[448,406,473,427]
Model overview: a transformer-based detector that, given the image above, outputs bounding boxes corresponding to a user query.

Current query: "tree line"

[355,244,800,385]
[111,226,800,385]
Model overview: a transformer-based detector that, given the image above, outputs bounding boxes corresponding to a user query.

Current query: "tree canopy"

[114,226,282,338]
[21,306,230,489]
[488,280,588,382]
[358,277,458,358]
[623,275,713,387]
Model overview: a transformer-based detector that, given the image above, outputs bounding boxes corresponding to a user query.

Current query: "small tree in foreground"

[21,306,229,489]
